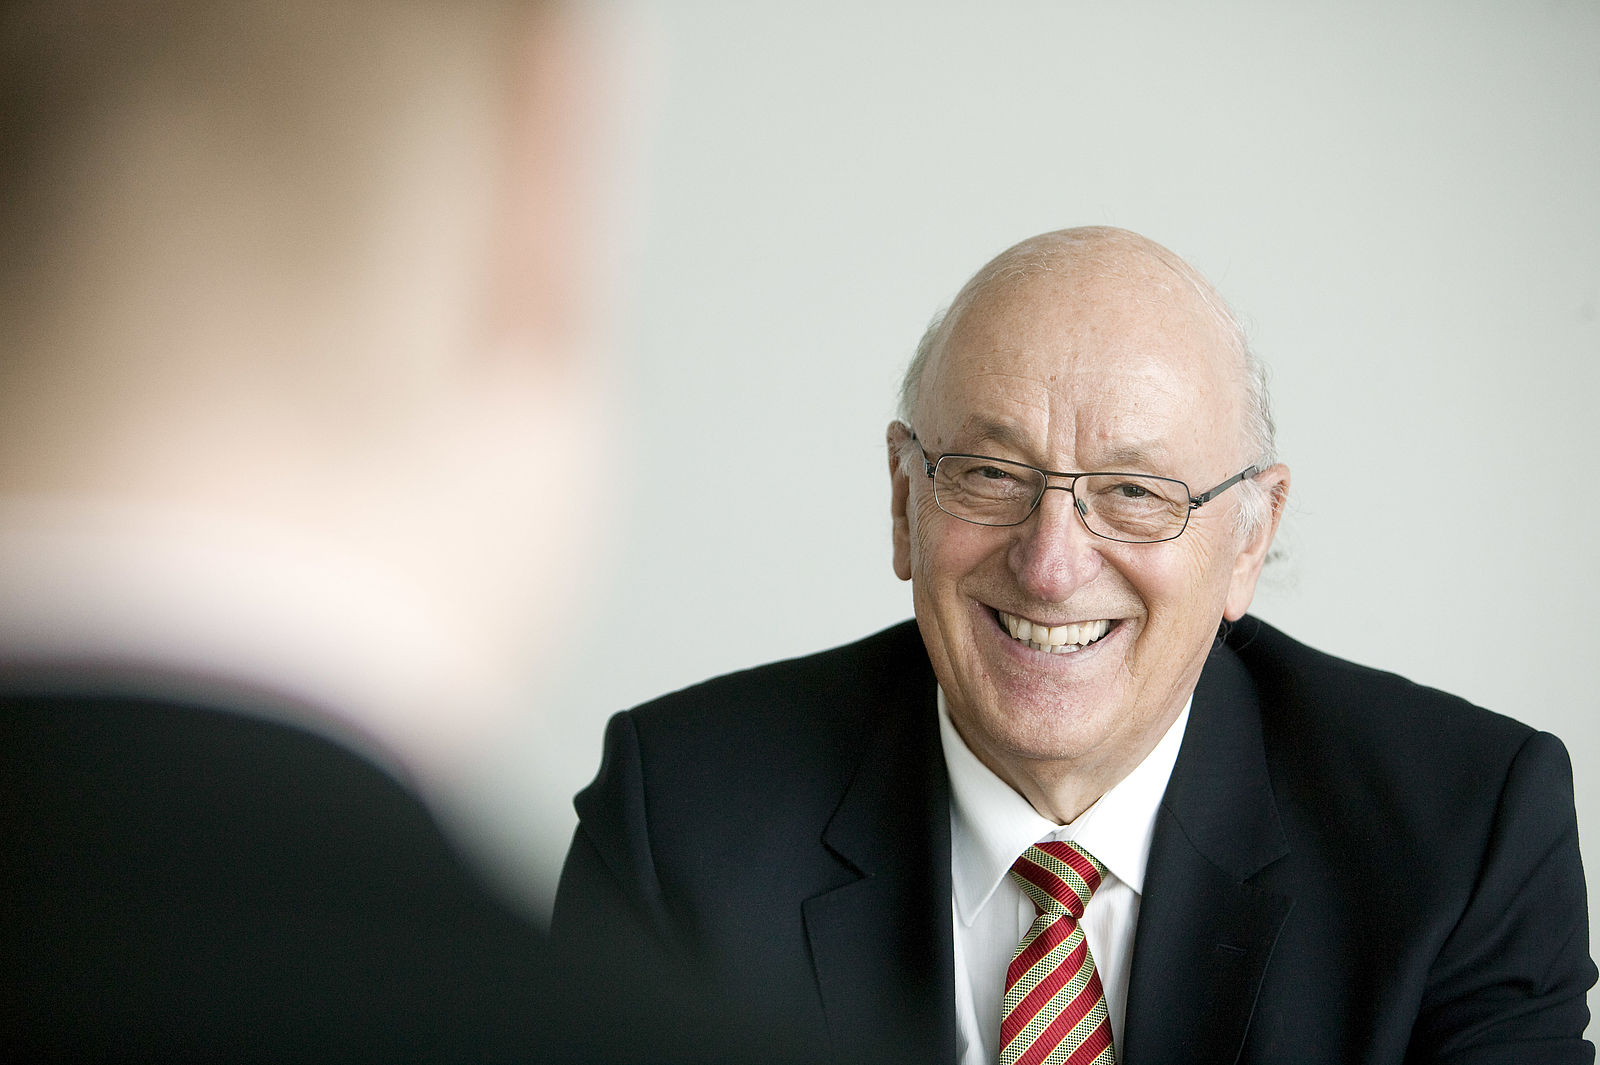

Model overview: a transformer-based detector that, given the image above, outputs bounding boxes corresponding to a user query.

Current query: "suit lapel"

[1122,629,1293,1065]
[801,638,958,1065]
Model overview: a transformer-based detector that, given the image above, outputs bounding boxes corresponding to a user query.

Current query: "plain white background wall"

[461,0,1598,1033]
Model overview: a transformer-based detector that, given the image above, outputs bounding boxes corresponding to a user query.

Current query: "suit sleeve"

[552,711,681,963]
[1408,730,1596,1064]
[553,712,773,1064]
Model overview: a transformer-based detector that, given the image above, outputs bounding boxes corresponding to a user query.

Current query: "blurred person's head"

[0,0,636,780]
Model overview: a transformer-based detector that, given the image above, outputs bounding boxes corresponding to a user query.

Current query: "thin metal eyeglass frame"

[909,433,1259,544]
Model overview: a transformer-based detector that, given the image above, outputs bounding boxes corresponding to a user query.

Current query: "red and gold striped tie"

[999,841,1116,1065]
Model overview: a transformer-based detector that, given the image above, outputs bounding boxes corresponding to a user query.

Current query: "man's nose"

[1007,485,1103,602]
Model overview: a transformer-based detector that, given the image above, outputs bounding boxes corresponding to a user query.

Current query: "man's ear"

[888,421,914,582]
[1223,463,1290,621]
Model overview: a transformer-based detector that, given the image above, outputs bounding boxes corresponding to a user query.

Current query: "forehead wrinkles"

[959,363,1055,408]
[942,359,1193,460]
[920,266,1242,438]
[937,365,1053,449]
[918,310,1241,484]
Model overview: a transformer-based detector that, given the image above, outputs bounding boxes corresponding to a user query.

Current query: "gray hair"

[897,227,1278,543]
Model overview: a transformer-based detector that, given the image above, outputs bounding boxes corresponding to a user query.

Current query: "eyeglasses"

[911,435,1258,544]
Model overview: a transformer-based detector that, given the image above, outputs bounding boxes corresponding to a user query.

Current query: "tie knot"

[1009,840,1106,919]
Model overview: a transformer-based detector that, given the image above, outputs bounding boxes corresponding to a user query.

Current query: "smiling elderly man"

[554,227,1594,1065]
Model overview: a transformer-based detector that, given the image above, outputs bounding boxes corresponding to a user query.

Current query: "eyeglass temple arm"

[908,432,938,478]
[1189,466,1261,508]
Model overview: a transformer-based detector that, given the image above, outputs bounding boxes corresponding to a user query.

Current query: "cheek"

[1131,536,1237,629]
[909,494,949,577]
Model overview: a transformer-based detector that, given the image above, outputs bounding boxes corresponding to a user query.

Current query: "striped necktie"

[999,841,1116,1065]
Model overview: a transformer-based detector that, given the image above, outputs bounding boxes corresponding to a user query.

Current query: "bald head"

[899,227,1277,538]
[1,1,547,298]
[0,0,602,499]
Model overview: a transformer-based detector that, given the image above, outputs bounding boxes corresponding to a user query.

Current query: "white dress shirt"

[939,690,1190,1065]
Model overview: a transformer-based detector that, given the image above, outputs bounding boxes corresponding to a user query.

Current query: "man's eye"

[1113,482,1150,498]
[976,465,1015,481]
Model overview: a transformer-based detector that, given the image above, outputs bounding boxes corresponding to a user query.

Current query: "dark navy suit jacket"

[554,617,1595,1064]
[1,687,563,1064]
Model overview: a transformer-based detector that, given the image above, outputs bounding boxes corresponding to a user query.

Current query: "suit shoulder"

[1221,615,1538,766]
[581,620,932,815]
[569,621,939,882]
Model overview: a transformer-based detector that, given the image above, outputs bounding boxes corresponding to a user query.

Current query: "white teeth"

[997,612,1112,654]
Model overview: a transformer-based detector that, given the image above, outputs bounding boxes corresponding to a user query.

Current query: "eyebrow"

[1095,442,1171,470]
[954,417,1032,455]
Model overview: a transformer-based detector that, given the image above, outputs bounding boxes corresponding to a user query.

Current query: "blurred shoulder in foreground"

[1,686,551,1062]
[1,0,640,1059]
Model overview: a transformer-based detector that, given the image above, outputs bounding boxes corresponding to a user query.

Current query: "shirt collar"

[941,687,1190,926]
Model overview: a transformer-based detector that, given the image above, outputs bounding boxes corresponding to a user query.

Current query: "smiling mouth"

[995,610,1114,655]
